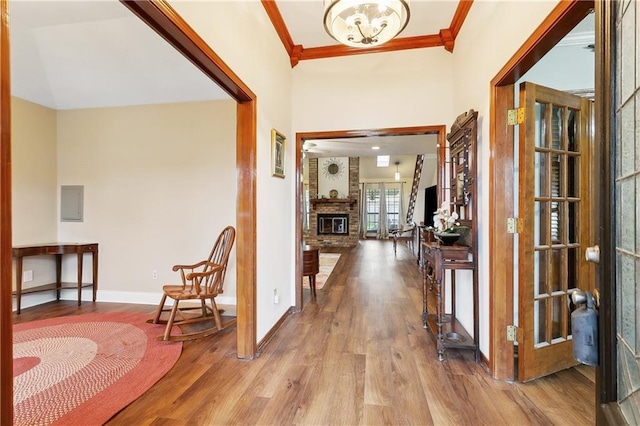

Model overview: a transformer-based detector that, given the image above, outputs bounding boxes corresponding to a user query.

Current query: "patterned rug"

[13,312,182,426]
[316,253,341,289]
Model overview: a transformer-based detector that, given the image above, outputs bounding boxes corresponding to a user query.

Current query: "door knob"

[585,245,600,264]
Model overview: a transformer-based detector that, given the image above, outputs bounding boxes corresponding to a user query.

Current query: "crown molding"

[263,0,474,67]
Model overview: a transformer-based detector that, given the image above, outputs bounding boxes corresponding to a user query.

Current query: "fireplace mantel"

[310,198,357,210]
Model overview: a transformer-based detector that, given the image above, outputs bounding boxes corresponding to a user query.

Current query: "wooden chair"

[150,226,236,341]
[391,223,416,255]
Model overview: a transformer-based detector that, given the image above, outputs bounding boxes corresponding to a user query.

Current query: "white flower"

[433,202,460,233]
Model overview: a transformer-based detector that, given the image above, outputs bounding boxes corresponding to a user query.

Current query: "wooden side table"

[302,245,320,298]
[12,242,99,314]
[422,241,477,361]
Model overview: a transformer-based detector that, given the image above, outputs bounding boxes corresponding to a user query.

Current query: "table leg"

[55,254,62,301]
[422,262,428,328]
[436,273,445,362]
[92,250,98,302]
[77,252,83,306]
[15,257,23,314]
[309,275,316,299]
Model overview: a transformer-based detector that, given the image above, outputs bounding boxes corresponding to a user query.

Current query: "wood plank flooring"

[13,239,595,425]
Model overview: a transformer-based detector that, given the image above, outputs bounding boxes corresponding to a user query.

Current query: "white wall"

[293,48,455,132]
[168,0,294,341]
[451,1,560,355]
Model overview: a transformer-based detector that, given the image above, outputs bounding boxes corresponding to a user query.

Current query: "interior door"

[518,82,594,382]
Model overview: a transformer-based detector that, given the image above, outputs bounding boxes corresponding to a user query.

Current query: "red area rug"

[13,312,182,426]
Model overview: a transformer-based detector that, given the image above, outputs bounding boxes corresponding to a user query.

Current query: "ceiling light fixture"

[323,0,410,48]
[395,161,400,181]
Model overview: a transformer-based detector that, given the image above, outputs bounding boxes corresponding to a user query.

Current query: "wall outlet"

[23,270,33,282]
[273,288,279,304]
[152,270,158,280]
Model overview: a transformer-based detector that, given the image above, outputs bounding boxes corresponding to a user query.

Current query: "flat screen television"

[424,185,438,227]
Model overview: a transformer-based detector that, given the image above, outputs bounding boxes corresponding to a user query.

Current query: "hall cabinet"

[422,109,479,362]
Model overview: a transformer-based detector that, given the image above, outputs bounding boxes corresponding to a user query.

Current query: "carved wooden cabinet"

[422,109,479,361]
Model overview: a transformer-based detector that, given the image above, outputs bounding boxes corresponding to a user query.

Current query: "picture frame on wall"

[271,129,285,178]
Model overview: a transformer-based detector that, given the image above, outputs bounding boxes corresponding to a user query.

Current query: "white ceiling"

[10,0,228,110]
[277,0,459,49]
[9,1,594,159]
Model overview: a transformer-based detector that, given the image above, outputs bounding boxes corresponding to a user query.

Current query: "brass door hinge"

[507,217,523,234]
[507,108,525,125]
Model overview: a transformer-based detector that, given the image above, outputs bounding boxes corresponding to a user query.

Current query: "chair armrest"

[172,260,209,272]
[185,262,223,280]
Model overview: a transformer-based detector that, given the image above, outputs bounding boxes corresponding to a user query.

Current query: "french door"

[517,82,594,382]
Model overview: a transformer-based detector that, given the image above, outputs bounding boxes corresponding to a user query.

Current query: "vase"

[435,232,460,246]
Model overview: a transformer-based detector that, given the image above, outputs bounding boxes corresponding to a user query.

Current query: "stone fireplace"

[305,157,359,247]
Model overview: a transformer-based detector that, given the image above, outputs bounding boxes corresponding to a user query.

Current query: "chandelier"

[323,0,410,48]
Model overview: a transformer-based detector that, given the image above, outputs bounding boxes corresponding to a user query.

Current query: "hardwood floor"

[13,239,595,425]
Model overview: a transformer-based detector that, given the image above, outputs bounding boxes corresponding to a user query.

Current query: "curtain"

[377,183,388,239]
[359,183,368,239]
[398,182,406,228]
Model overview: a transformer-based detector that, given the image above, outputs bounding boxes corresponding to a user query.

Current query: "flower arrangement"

[433,202,461,234]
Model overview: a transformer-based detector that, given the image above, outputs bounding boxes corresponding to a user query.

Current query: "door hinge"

[507,325,518,342]
[507,108,525,125]
[507,217,523,234]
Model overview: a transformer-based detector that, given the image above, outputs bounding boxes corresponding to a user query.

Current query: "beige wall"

[12,99,237,310]
[56,100,237,304]
[12,97,57,244]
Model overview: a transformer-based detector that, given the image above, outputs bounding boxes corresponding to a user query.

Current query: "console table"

[12,242,99,314]
[422,241,478,361]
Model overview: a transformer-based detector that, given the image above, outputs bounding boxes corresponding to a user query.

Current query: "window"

[365,186,401,232]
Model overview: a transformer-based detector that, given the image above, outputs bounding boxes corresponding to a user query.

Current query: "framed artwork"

[271,129,285,178]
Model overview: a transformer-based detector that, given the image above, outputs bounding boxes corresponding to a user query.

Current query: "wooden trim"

[594,0,617,418]
[491,0,594,87]
[294,132,303,312]
[119,1,258,359]
[488,0,594,380]
[261,0,295,55]
[257,307,294,353]
[0,0,12,421]
[295,125,445,312]
[489,85,515,380]
[449,0,474,39]
[299,35,443,62]
[236,100,258,359]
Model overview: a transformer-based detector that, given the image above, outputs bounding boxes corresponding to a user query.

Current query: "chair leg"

[163,299,180,341]
[151,293,168,324]
[209,298,223,331]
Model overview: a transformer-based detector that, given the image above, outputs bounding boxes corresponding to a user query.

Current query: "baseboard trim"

[14,288,236,312]
[257,306,294,355]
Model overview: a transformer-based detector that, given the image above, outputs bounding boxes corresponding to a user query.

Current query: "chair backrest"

[203,226,236,294]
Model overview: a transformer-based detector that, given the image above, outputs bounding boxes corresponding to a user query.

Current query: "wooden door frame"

[294,126,446,312]
[489,0,594,381]
[1,0,259,421]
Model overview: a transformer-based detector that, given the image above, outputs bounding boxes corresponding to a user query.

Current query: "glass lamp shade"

[324,0,410,48]
[395,170,400,181]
